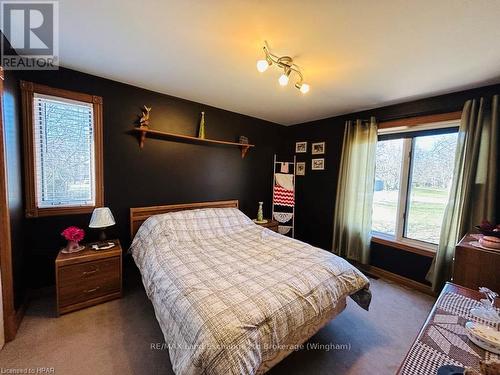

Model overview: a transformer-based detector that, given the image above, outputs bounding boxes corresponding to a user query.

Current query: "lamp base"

[98,229,107,242]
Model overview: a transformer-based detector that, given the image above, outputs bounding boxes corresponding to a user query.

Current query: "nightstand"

[55,239,122,316]
[254,219,279,233]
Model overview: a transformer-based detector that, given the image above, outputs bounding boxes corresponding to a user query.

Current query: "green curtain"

[427,95,499,292]
[332,117,378,264]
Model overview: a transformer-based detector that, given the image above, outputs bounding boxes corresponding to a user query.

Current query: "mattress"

[130,207,370,374]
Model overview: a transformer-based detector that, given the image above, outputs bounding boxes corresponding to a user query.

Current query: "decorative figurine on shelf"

[61,226,85,254]
[198,111,206,139]
[139,105,152,128]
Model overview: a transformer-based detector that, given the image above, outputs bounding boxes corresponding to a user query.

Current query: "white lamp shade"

[89,207,116,228]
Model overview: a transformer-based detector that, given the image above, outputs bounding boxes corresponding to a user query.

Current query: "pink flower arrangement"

[61,226,85,242]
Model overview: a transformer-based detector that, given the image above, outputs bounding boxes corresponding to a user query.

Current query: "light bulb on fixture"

[278,69,291,86]
[278,74,289,86]
[295,82,311,94]
[256,59,269,73]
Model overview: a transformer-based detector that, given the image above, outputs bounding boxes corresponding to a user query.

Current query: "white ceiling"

[43,1,500,124]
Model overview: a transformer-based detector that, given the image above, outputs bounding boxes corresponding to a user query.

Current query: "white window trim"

[372,119,460,252]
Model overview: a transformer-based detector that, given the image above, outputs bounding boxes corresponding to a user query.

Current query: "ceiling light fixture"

[256,43,310,94]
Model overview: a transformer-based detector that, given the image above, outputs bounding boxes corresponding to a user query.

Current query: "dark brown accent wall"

[287,83,500,284]
[10,67,286,287]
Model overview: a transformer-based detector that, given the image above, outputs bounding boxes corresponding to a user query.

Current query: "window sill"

[26,205,96,218]
[371,235,436,258]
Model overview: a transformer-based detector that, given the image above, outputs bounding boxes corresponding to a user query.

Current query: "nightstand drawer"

[58,271,120,307]
[58,257,120,307]
[59,257,120,285]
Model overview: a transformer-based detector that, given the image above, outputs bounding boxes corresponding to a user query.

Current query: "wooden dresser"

[55,240,122,316]
[452,234,500,292]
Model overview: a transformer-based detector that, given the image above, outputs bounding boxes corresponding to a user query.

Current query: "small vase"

[257,202,264,222]
[63,240,85,254]
[198,111,205,139]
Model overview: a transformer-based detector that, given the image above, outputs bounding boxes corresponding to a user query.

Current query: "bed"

[129,200,371,375]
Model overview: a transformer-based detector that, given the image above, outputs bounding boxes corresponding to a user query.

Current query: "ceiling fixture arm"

[292,68,303,84]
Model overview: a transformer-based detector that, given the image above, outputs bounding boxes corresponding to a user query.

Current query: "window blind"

[33,93,96,208]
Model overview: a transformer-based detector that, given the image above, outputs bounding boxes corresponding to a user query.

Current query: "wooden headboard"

[129,200,239,238]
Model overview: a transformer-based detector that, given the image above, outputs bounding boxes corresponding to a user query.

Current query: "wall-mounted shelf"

[132,127,255,158]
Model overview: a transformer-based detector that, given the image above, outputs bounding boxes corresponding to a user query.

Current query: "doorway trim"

[0,66,16,341]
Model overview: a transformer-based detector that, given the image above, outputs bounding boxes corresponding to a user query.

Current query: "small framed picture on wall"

[312,158,325,170]
[296,162,305,176]
[312,142,325,155]
[295,141,307,153]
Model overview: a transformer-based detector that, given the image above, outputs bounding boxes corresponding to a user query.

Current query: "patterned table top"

[399,286,499,374]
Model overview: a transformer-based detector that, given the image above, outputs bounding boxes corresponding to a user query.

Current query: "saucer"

[465,321,500,354]
[253,219,268,224]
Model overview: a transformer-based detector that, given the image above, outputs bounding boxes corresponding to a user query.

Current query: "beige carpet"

[0,267,434,375]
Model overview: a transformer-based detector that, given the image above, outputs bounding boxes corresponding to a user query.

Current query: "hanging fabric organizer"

[272,154,296,238]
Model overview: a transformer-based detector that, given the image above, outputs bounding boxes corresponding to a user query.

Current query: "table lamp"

[89,207,115,241]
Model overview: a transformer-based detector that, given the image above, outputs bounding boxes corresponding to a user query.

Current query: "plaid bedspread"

[130,208,370,375]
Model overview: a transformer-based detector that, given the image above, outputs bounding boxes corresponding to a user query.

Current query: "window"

[372,119,459,249]
[372,138,404,236]
[21,81,103,217]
